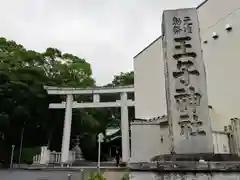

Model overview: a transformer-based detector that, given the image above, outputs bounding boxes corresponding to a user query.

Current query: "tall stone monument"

[162,8,213,154]
[128,8,240,180]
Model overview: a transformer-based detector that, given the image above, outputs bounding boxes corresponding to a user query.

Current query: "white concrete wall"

[200,8,240,120]
[212,132,230,154]
[231,118,240,155]
[159,124,171,154]
[130,109,231,161]
[209,107,229,132]
[134,38,166,119]
[134,0,240,126]
[130,123,162,162]
[159,112,230,155]
[198,0,240,32]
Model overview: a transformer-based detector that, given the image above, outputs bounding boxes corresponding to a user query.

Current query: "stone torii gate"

[44,85,134,164]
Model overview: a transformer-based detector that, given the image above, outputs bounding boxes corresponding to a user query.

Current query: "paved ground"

[0,168,127,180]
[104,171,126,180]
[0,170,83,180]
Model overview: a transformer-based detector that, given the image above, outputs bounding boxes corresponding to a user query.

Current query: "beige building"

[132,0,240,160]
[134,0,240,130]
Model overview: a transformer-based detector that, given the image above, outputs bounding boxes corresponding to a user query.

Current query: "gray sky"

[0,0,203,85]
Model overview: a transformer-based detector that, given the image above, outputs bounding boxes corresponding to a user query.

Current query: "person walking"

[115,149,120,167]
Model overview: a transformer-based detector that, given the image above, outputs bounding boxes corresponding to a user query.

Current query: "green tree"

[0,37,99,165]
[103,71,134,128]
[0,37,135,165]
[112,71,134,86]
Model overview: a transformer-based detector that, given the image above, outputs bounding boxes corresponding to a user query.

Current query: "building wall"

[134,0,240,127]
[130,122,162,162]
[134,38,166,119]
[159,123,171,155]
[200,8,240,119]
[198,0,240,32]
[231,118,240,155]
[130,121,230,161]
[212,131,230,154]
[209,107,229,132]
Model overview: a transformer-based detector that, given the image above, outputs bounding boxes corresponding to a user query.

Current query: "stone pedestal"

[72,145,84,160]
[150,153,240,162]
[129,171,240,180]
[129,161,240,180]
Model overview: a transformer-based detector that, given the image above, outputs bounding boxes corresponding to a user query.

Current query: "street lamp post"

[18,123,25,168]
[97,133,104,173]
[10,145,15,168]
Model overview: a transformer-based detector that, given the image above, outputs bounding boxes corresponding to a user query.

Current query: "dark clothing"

[115,152,120,166]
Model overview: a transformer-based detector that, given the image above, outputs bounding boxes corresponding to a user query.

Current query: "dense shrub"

[88,172,105,180]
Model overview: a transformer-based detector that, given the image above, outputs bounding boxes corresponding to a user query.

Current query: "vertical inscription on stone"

[162,8,213,154]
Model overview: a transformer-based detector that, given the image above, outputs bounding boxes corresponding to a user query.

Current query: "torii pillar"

[120,92,130,163]
[59,93,131,164]
[61,94,73,165]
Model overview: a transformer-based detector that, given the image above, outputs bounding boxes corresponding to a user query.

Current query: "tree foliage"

[0,37,134,166]
[112,71,134,86]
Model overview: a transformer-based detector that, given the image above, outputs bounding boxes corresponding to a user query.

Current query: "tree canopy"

[0,37,134,166]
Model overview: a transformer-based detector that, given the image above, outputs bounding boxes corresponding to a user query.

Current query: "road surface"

[0,169,126,180]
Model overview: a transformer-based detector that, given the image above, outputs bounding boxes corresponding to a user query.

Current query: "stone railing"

[32,154,41,164]
[32,146,76,165]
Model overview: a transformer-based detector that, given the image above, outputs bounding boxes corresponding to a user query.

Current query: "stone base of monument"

[150,153,240,162]
[128,154,240,179]
[129,171,240,180]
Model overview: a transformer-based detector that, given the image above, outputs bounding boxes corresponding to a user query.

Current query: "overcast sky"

[0,0,204,85]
